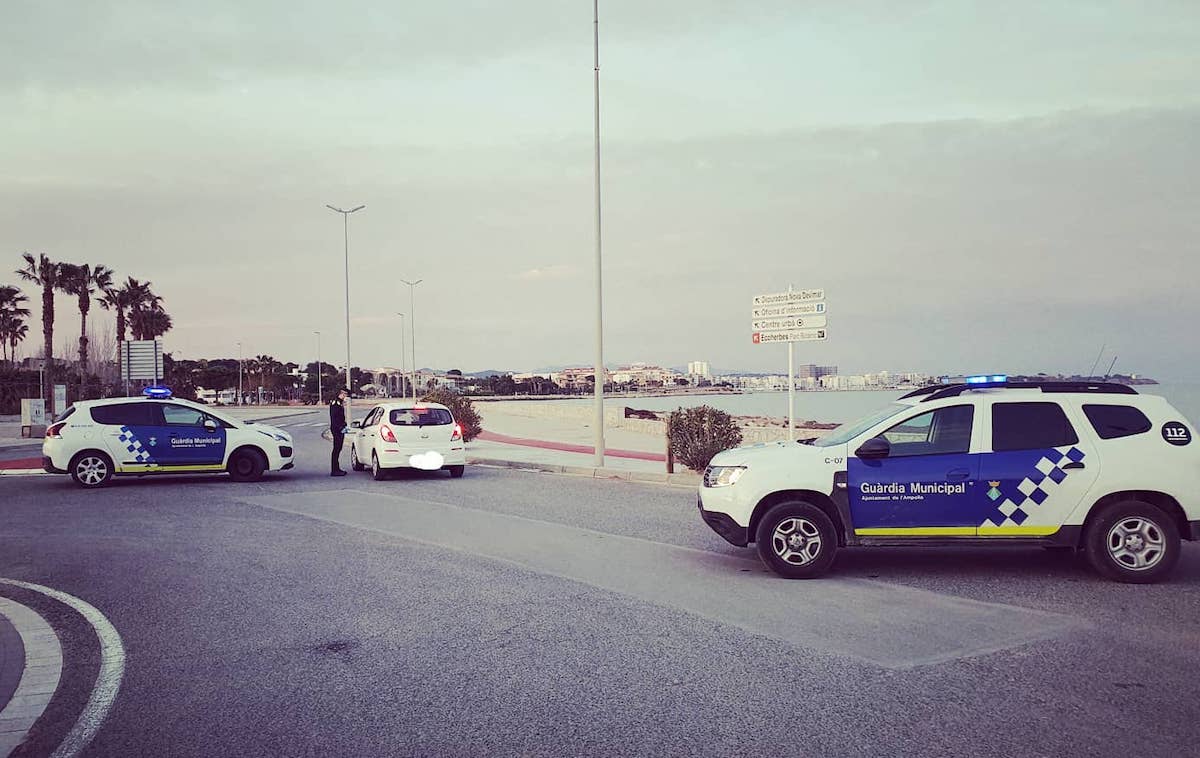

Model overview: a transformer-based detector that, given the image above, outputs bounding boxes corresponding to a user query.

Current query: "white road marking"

[0,470,50,477]
[0,596,63,757]
[0,579,125,758]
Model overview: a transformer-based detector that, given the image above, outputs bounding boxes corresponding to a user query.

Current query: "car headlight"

[703,465,746,488]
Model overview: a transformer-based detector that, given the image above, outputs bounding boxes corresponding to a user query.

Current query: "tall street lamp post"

[314,330,322,405]
[326,203,365,420]
[401,279,422,400]
[396,313,406,399]
[237,341,243,406]
[591,0,606,466]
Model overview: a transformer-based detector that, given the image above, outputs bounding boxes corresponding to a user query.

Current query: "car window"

[991,402,1079,451]
[880,405,973,457]
[90,403,159,426]
[53,405,76,423]
[813,403,910,447]
[367,408,383,426]
[1082,404,1152,440]
[161,404,207,426]
[390,408,453,426]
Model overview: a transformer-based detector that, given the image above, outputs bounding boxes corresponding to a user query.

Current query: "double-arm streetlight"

[396,313,406,399]
[401,278,422,400]
[326,203,365,419]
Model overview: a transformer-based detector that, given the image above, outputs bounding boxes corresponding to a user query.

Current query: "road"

[2,409,1199,757]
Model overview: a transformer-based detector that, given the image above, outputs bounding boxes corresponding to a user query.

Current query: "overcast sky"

[3,1,1198,379]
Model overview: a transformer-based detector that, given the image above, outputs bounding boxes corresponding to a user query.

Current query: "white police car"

[699,376,1200,583]
[42,387,295,487]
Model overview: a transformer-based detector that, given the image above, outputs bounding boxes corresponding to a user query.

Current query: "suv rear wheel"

[1084,500,1180,583]
[755,501,838,579]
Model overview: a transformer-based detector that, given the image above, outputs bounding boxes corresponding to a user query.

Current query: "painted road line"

[0,596,63,757]
[240,491,1088,670]
[0,580,125,758]
[0,470,49,477]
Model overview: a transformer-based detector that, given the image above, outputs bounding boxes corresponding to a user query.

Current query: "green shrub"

[667,405,743,472]
[420,387,483,442]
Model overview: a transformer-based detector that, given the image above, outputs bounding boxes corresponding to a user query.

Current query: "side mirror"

[350,420,362,429]
[855,435,891,460]
[203,419,218,433]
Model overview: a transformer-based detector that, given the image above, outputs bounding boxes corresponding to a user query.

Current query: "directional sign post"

[751,287,828,434]
[121,339,164,390]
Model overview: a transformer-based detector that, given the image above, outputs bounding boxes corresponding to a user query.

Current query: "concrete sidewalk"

[467,403,701,486]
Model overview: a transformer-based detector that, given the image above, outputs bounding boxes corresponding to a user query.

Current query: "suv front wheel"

[755,501,838,579]
[1084,501,1181,584]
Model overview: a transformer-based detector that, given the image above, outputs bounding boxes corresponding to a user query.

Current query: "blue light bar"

[143,386,173,399]
[965,374,1008,386]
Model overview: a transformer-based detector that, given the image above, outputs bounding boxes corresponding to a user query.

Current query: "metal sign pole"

[787,284,795,437]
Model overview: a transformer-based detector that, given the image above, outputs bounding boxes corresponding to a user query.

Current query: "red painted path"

[0,457,42,470]
[475,431,666,462]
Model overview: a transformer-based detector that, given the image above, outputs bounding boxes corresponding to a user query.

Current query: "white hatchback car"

[349,401,467,480]
[42,388,294,487]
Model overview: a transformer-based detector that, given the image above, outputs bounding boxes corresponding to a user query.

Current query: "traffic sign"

[752,328,827,344]
[121,339,163,382]
[751,302,825,319]
[752,314,827,331]
[752,289,824,307]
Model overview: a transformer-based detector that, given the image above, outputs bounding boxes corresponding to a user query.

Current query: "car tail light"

[380,425,397,443]
[46,422,66,439]
[451,423,462,441]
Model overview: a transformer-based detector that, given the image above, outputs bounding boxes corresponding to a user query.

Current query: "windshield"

[813,403,911,448]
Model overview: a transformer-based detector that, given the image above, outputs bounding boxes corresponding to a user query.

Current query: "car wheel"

[1085,501,1180,583]
[448,465,465,479]
[351,446,366,472]
[371,452,387,481]
[755,501,838,579]
[69,451,113,488]
[227,448,266,482]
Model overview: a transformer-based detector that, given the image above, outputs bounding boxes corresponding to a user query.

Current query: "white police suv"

[698,376,1199,583]
[43,387,295,487]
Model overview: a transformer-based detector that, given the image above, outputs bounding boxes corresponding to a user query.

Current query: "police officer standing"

[329,388,349,476]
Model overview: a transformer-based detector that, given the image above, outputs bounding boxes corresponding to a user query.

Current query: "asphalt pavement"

[1,409,1198,757]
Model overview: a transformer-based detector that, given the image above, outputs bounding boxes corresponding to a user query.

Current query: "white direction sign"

[121,339,163,382]
[752,314,827,331]
[751,288,824,307]
[753,328,827,345]
[752,301,826,319]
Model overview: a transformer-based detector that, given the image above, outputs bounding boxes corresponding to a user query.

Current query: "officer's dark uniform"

[329,397,347,475]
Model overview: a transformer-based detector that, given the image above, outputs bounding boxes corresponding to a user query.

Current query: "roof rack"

[920,381,1137,402]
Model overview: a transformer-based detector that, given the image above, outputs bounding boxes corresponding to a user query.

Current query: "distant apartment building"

[552,367,612,390]
[610,363,681,387]
[686,361,711,381]
[795,364,838,380]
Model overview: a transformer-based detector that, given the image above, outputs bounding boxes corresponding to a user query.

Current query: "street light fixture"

[396,313,406,400]
[326,203,365,420]
[314,330,322,405]
[401,278,422,400]
[591,0,606,466]
[237,341,243,406]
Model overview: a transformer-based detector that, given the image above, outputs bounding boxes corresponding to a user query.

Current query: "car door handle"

[1062,462,1085,470]
[946,468,970,481]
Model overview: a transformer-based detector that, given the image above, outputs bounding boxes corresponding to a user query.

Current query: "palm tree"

[0,315,29,365]
[60,264,114,374]
[16,253,62,403]
[127,283,164,341]
[134,305,172,340]
[0,286,30,365]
